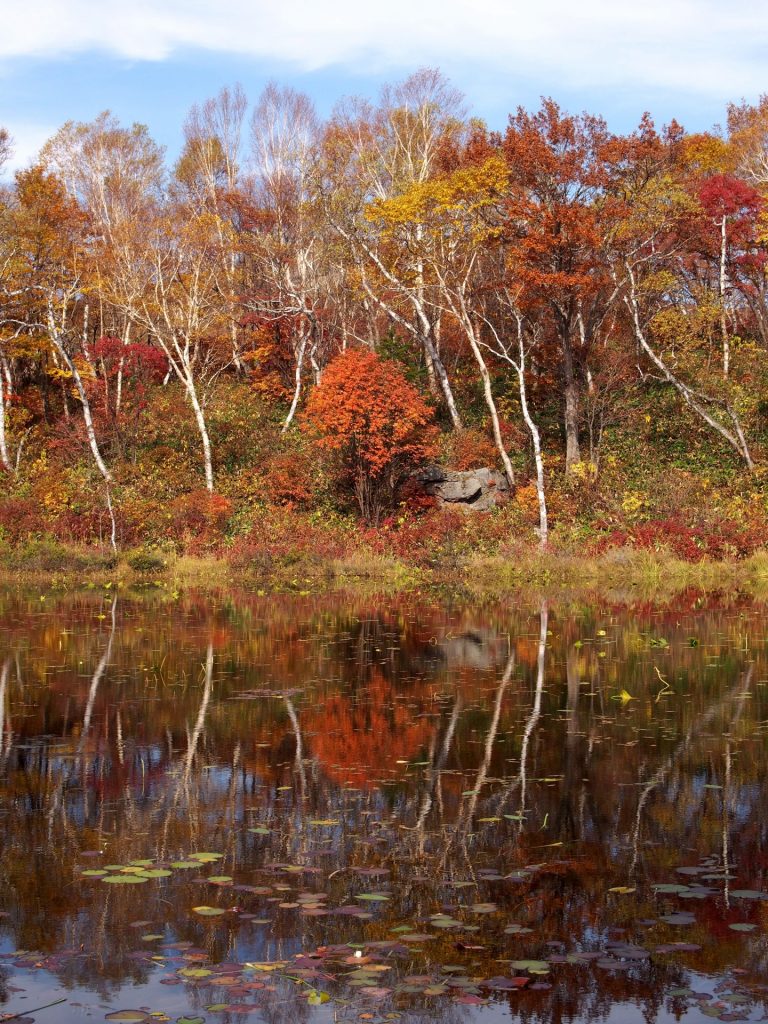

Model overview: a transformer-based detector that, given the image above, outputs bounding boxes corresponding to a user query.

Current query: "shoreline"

[2,542,768,602]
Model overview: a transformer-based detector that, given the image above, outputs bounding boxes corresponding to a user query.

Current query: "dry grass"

[463,546,768,601]
[3,537,768,604]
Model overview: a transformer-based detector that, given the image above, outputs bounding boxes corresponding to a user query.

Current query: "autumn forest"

[2,69,768,575]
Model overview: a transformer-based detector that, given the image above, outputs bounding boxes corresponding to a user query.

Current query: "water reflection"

[0,587,766,1023]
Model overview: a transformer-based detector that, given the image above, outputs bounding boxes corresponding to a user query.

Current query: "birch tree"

[321,70,465,428]
[41,112,166,411]
[367,154,516,483]
[2,166,118,546]
[605,121,755,470]
[247,82,330,430]
[177,85,248,372]
[111,199,230,492]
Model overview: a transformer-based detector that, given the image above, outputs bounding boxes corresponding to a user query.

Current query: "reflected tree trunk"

[77,597,117,757]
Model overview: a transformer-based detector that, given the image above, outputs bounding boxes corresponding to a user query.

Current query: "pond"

[0,585,766,1024]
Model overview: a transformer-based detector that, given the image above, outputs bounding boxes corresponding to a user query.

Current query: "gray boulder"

[417,464,511,511]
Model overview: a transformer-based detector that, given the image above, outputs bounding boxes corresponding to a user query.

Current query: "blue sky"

[2,0,767,171]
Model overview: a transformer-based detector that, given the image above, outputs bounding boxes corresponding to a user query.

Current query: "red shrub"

[304,349,436,524]
[445,427,499,471]
[593,517,764,561]
[263,450,316,508]
[0,498,44,544]
[170,490,233,550]
[227,509,350,572]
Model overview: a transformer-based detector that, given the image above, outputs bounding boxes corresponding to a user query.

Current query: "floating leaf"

[81,869,108,877]
[729,923,757,931]
[138,869,173,878]
[306,991,330,1005]
[105,1013,149,1022]
[178,967,214,978]
[510,960,550,974]
[608,886,636,894]
[730,890,767,900]
[192,906,226,916]
[355,893,390,902]
[102,875,149,884]
[207,876,233,883]
[660,912,696,925]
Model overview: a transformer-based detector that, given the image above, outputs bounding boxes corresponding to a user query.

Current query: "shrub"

[0,498,44,544]
[127,550,166,573]
[304,349,436,524]
[263,450,316,508]
[227,508,351,574]
[592,516,764,561]
[443,427,499,471]
[170,490,233,551]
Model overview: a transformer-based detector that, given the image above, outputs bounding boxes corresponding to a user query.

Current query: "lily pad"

[192,906,227,916]
[102,875,149,884]
[660,912,696,925]
[510,959,550,974]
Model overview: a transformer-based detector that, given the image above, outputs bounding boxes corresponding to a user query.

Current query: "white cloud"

[2,0,767,99]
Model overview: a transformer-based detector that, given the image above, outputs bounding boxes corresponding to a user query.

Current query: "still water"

[0,586,766,1024]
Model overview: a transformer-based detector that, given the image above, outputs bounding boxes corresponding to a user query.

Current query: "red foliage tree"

[304,348,436,523]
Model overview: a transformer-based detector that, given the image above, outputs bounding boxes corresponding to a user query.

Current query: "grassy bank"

[2,537,768,603]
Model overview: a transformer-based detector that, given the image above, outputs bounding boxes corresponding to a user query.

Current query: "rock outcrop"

[417,464,511,511]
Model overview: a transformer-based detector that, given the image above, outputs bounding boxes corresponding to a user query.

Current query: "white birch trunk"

[0,355,12,474]
[514,317,548,549]
[625,262,753,470]
[720,214,730,379]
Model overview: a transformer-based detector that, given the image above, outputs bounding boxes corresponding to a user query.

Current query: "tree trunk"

[516,319,548,548]
[562,334,581,473]
[720,214,730,379]
[282,328,308,433]
[0,355,12,475]
[50,334,118,552]
[625,263,754,470]
[460,311,515,487]
[185,372,215,492]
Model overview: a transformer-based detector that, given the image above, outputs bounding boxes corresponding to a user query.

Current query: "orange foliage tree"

[304,348,436,523]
